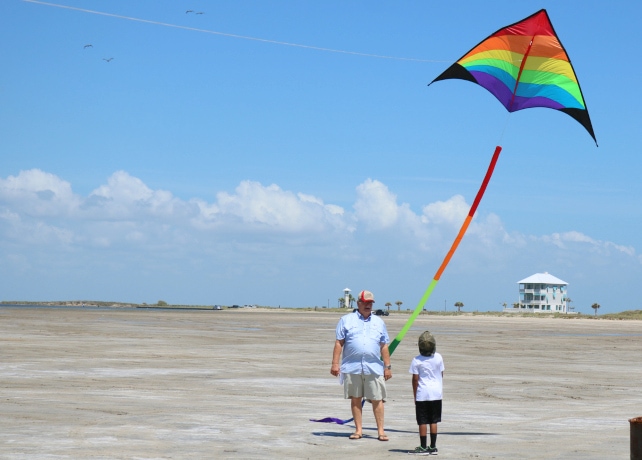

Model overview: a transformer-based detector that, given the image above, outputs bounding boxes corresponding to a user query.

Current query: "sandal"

[349,433,362,440]
[377,434,389,441]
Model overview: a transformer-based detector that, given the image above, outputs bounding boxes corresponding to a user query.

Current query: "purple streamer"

[309,417,353,425]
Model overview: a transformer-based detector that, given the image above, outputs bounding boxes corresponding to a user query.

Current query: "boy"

[409,331,444,455]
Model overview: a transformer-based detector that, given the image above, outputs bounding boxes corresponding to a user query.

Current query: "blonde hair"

[418,331,436,356]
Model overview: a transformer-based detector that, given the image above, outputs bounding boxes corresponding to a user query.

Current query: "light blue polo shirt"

[336,311,389,376]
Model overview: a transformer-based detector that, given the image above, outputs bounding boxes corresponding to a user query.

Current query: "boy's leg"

[429,423,438,449]
[419,423,427,448]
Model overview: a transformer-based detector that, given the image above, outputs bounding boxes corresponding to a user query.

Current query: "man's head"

[356,290,375,317]
[418,331,436,356]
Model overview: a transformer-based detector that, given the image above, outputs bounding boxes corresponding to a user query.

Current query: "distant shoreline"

[1,301,641,320]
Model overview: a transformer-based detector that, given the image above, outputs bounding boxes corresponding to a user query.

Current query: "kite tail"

[309,416,354,424]
[389,145,502,355]
[310,399,365,425]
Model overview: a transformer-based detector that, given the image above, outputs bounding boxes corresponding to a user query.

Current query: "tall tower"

[343,288,351,309]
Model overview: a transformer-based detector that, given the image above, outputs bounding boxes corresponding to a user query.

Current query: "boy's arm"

[411,373,419,401]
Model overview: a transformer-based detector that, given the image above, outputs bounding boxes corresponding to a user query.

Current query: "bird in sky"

[185,10,194,14]
[102,57,113,62]
[196,11,204,14]
[83,44,93,48]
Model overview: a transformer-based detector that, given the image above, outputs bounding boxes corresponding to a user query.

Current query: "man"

[330,290,392,441]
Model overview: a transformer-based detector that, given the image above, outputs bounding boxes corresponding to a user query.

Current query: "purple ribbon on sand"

[309,416,353,425]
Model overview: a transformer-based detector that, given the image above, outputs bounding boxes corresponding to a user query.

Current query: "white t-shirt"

[408,352,444,401]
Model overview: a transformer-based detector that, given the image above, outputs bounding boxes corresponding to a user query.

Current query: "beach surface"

[1,307,641,459]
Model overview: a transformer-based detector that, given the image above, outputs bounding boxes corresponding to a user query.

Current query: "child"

[409,331,444,455]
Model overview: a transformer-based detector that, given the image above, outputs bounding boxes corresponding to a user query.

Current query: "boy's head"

[418,331,436,356]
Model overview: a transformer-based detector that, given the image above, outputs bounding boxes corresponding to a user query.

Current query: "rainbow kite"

[431,8,596,145]
[389,8,597,355]
[314,9,596,425]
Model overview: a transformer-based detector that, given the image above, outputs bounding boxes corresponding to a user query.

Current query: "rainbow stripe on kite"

[431,9,596,144]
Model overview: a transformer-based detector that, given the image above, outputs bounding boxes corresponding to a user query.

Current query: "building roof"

[518,272,568,285]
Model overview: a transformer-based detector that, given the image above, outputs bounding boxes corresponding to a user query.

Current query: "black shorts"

[415,400,442,425]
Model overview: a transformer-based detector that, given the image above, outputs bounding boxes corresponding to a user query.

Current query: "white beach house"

[508,272,569,313]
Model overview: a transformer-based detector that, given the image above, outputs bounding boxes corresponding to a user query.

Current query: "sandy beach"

[1,307,641,459]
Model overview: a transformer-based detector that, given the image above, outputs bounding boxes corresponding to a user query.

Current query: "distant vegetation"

[2,302,641,320]
[0,300,214,310]
[599,310,642,320]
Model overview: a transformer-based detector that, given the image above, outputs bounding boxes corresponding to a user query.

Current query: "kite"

[430,8,596,145]
[389,8,596,354]
[313,8,596,424]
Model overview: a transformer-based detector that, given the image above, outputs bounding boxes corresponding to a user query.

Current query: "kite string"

[498,112,511,145]
[22,0,448,63]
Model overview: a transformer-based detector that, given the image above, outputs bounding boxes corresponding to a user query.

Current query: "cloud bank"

[0,169,639,311]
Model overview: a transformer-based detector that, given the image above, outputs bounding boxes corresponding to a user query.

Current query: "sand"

[1,307,641,459]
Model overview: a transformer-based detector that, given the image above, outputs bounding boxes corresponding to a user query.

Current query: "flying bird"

[196,11,204,14]
[83,44,93,48]
[185,10,194,13]
[102,57,113,62]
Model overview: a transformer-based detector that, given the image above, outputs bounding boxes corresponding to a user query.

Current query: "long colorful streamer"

[388,145,501,355]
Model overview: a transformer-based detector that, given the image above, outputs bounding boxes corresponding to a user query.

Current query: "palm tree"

[348,294,355,309]
[395,300,403,311]
[591,303,601,316]
[512,302,520,309]
[385,302,392,312]
[454,301,464,313]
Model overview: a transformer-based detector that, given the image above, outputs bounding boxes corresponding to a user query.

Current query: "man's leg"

[350,397,363,436]
[371,399,387,439]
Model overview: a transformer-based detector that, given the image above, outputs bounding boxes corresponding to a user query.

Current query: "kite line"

[22,0,446,64]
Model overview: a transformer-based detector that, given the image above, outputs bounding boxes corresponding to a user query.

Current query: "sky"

[1,1,641,314]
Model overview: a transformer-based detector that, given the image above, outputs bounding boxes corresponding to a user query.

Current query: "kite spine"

[388,145,502,355]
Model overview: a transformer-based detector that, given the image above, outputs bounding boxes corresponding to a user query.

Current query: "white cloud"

[354,179,401,230]
[193,180,350,234]
[541,231,636,257]
[0,169,80,216]
[421,194,469,226]
[0,169,639,311]
[1,170,636,267]
[85,171,193,220]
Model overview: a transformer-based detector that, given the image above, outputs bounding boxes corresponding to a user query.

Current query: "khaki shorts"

[343,373,387,401]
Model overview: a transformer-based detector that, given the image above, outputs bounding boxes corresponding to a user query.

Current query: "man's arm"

[380,343,392,381]
[330,339,344,376]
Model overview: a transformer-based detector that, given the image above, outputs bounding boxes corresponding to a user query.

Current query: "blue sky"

[1,1,640,313]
